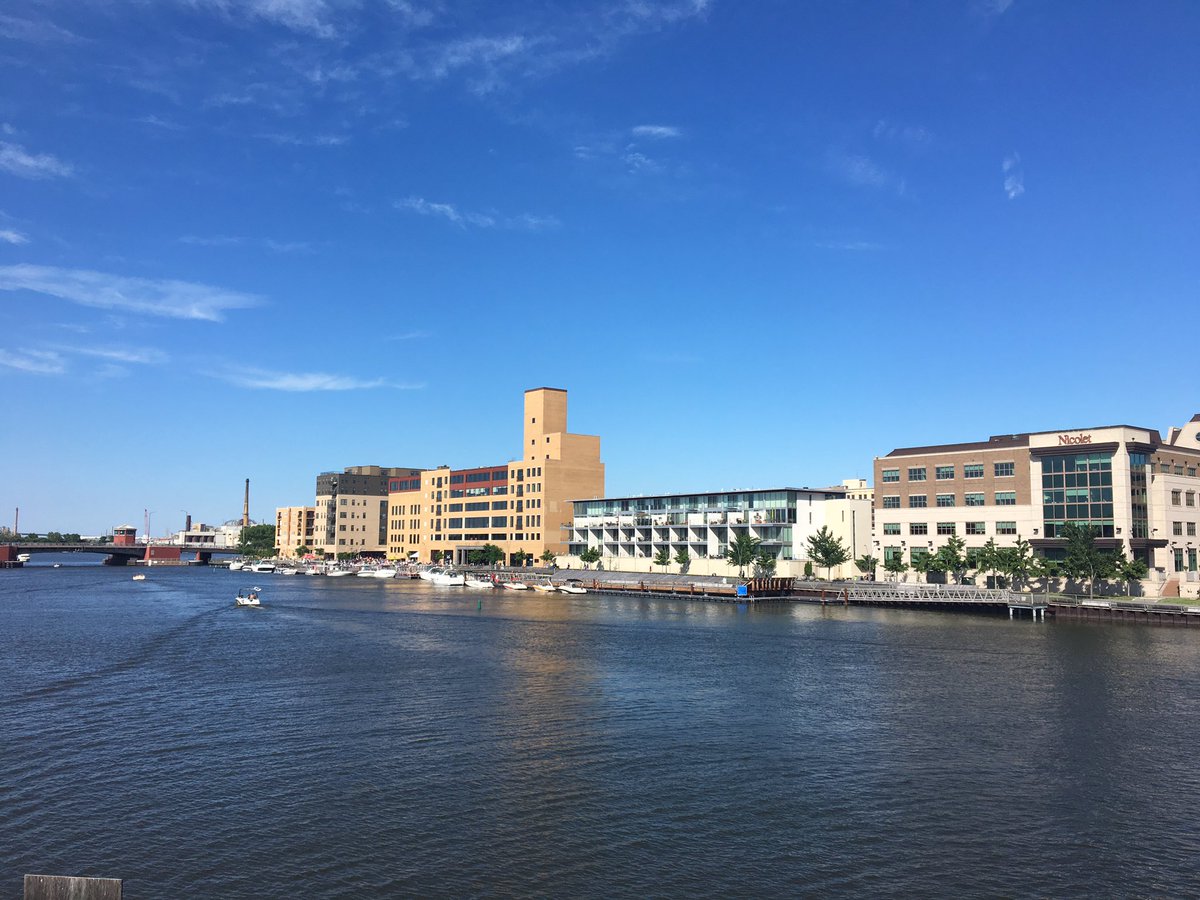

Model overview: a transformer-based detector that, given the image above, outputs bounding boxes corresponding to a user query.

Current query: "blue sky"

[1,0,1198,536]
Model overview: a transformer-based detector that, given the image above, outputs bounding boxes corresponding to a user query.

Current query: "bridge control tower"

[113,525,138,546]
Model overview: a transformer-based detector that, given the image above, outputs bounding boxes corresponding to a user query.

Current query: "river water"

[2,555,1199,897]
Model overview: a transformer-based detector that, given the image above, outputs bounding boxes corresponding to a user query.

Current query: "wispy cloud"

[0,229,29,245]
[815,240,884,252]
[828,151,906,195]
[49,344,168,365]
[215,367,424,392]
[872,119,932,150]
[0,141,74,180]
[0,265,262,322]
[258,132,349,147]
[385,330,431,342]
[0,348,66,375]
[972,0,1014,17]
[192,0,340,38]
[180,235,315,254]
[0,12,83,44]
[395,197,560,231]
[1002,152,1024,199]
[632,125,682,139]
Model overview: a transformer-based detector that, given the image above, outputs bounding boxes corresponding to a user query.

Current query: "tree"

[512,551,532,567]
[674,548,691,574]
[726,533,762,579]
[480,544,505,566]
[540,549,557,567]
[1114,552,1149,597]
[46,531,64,543]
[854,554,878,581]
[977,538,1000,586]
[806,526,851,580]
[653,548,671,572]
[911,549,932,580]
[238,524,276,558]
[932,536,967,584]
[753,550,777,578]
[1061,522,1114,600]
[883,554,908,581]
[296,545,310,558]
[579,546,602,569]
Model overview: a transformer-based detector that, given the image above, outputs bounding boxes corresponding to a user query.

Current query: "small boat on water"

[228,560,247,572]
[531,580,557,593]
[250,561,276,573]
[235,588,261,607]
[132,574,146,581]
[465,576,494,589]
[558,579,588,595]
[17,553,31,563]
[373,567,399,579]
[326,567,351,577]
[502,580,529,591]
[431,570,466,586]
[356,566,379,577]
[303,565,323,576]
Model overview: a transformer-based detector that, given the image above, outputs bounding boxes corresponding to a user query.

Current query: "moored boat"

[465,576,494,589]
[250,561,276,573]
[558,579,588,594]
[502,580,529,591]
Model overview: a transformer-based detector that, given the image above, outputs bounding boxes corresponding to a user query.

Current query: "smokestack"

[185,514,192,533]
[243,478,250,527]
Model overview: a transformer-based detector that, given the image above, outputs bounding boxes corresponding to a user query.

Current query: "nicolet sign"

[1058,433,1093,445]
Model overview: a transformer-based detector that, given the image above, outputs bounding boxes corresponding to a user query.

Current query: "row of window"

[1172,522,1198,536]
[882,462,1016,483]
[882,521,1019,537]
[882,492,1017,509]
[1158,462,1199,477]
[1170,491,1197,507]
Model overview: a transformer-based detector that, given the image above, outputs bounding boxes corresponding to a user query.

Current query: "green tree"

[540,549,557,567]
[977,538,1000,586]
[430,549,444,564]
[674,548,691,574]
[579,546,602,569]
[854,554,879,581]
[46,531,64,543]
[806,526,851,580]
[883,554,908,581]
[753,550,777,578]
[726,533,762,579]
[237,524,276,558]
[932,536,967,584]
[1113,551,1149,597]
[467,549,485,565]
[479,544,505,566]
[512,551,532,567]
[653,548,671,572]
[911,549,932,580]
[296,545,310,558]
[1062,522,1115,600]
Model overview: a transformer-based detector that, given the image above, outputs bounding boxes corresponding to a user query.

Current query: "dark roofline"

[885,435,1030,457]
[525,386,567,393]
[572,486,848,504]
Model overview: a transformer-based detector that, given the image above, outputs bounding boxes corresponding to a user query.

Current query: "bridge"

[1,542,241,566]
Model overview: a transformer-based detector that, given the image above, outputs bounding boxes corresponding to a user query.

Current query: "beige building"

[387,388,604,565]
[274,506,316,555]
[873,414,1200,596]
[314,465,422,558]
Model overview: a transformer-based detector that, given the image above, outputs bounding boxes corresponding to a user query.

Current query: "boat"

[373,567,399,579]
[531,580,557,593]
[235,588,261,607]
[228,560,247,572]
[17,553,31,563]
[418,567,441,582]
[279,568,299,576]
[431,570,466,586]
[559,579,588,595]
[356,566,379,578]
[132,574,146,581]
[501,580,529,591]
[249,561,276,573]
[327,568,352,577]
[303,565,323,576]
[465,576,494,589]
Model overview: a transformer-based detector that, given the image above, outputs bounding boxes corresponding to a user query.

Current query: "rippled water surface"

[3,557,1200,897]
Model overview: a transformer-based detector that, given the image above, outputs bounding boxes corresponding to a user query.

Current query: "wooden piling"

[24,875,122,900]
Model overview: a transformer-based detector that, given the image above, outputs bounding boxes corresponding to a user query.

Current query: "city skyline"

[2,1,1198,534]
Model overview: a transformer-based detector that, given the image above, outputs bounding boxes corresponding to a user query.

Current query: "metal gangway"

[849,583,1047,620]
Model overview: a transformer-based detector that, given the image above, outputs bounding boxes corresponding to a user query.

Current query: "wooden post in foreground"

[24,874,122,900]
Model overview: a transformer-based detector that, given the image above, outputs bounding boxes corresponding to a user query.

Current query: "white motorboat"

[558,579,588,594]
[327,568,351,577]
[250,561,276,573]
[235,588,261,607]
[279,568,299,576]
[303,565,323,576]
[356,566,379,577]
[418,567,441,582]
[17,553,31,563]
[431,570,466,586]
[131,573,146,581]
[501,580,529,591]
[531,580,557,593]
[228,560,247,572]
[373,567,399,579]
[465,576,494,589]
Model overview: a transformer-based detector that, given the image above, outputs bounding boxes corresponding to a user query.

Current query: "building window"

[908,467,927,481]
[882,496,900,509]
[936,494,956,507]
[994,462,1015,477]
[882,469,900,483]
[883,523,901,535]
[965,522,986,535]
[1189,522,1197,536]
[995,491,1017,506]
[964,464,984,479]
[1176,465,1186,476]
[884,546,904,563]
[1187,492,1196,508]
[937,522,956,535]
[909,495,927,508]
[1189,467,1197,478]
[910,522,928,535]
[996,521,1017,535]
[936,465,954,480]
[964,493,985,507]
[1172,490,1182,506]
[1173,521,1183,535]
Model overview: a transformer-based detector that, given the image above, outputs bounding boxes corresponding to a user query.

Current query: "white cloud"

[216,367,423,392]
[180,235,314,253]
[190,0,340,37]
[632,125,682,139]
[815,240,884,252]
[829,152,905,194]
[0,348,65,374]
[396,197,560,231]
[622,151,662,175]
[973,0,1014,16]
[385,330,431,341]
[872,119,932,149]
[1003,152,1024,199]
[259,132,349,147]
[0,141,74,180]
[0,265,262,322]
[0,229,29,245]
[0,13,83,44]
[50,344,168,365]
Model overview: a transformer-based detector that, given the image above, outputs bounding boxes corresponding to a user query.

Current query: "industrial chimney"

[243,478,250,527]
